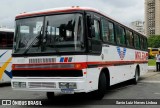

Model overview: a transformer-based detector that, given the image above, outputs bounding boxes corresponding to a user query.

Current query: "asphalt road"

[0,70,160,108]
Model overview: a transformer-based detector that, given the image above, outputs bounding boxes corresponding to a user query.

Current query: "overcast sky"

[0,0,144,28]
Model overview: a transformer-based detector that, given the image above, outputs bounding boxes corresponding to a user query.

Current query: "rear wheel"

[132,67,139,84]
[91,72,107,100]
[47,92,55,100]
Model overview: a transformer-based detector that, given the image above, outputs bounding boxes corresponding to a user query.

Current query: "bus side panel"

[102,45,133,85]
[87,45,148,86]
[108,65,135,86]
[139,63,148,76]
[86,68,99,92]
[0,50,12,83]
[0,63,12,83]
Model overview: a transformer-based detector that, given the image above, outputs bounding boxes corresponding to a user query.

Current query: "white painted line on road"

[154,93,160,95]
[140,81,160,83]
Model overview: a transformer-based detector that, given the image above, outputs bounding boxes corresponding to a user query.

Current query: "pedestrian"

[156,51,160,71]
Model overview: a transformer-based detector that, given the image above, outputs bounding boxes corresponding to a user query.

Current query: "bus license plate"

[61,89,74,94]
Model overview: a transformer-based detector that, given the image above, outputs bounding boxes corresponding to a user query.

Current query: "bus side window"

[0,32,14,49]
[115,25,125,46]
[93,19,100,40]
[144,38,148,51]
[108,22,115,43]
[0,32,7,48]
[101,18,109,42]
[140,37,144,50]
[88,15,102,54]
[86,15,92,38]
[134,34,140,49]
[115,25,119,44]
[126,30,134,47]
[7,32,14,48]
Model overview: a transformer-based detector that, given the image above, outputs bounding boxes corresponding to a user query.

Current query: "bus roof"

[16,6,146,37]
[0,28,14,33]
[16,7,99,18]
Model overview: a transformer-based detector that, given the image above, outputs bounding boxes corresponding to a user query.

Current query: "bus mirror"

[91,25,95,37]
[87,15,94,25]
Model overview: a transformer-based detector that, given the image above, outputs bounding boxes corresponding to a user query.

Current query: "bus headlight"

[12,82,26,88]
[12,82,19,88]
[20,82,26,88]
[59,82,77,89]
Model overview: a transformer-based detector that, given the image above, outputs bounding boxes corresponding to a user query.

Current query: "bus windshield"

[14,13,84,54]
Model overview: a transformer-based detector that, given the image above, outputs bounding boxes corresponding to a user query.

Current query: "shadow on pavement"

[0,83,11,87]
[37,80,135,106]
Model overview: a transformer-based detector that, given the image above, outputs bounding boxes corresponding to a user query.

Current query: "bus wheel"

[132,68,139,85]
[47,92,55,100]
[91,72,107,100]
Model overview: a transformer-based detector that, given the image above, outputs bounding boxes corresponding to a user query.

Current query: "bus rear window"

[0,32,14,49]
[152,49,158,51]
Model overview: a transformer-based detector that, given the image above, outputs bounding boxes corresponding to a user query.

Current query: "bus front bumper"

[11,78,89,94]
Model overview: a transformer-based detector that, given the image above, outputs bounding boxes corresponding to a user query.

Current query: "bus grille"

[28,82,56,88]
[29,58,56,64]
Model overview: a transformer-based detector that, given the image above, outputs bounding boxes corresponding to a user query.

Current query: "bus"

[148,47,159,58]
[0,28,14,83]
[11,7,148,99]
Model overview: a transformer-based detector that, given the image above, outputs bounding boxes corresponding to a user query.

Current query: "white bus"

[11,7,148,99]
[0,28,14,83]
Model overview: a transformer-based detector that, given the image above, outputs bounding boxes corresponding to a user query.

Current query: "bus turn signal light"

[74,63,87,69]
[74,64,82,69]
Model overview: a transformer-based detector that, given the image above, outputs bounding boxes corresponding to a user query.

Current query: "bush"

[148,56,155,59]
[148,35,160,48]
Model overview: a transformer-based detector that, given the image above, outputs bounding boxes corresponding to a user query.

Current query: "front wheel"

[91,72,107,100]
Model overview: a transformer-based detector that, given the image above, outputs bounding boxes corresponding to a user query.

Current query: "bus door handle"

[103,44,109,47]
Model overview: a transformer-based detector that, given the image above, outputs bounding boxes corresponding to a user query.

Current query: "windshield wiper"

[41,21,49,52]
[23,26,43,54]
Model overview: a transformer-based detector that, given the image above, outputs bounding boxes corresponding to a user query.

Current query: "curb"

[148,66,156,71]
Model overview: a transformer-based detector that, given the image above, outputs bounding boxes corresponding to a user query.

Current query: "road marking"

[154,93,160,95]
[140,81,160,83]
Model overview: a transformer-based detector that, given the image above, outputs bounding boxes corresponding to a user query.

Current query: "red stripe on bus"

[12,60,148,70]
[16,8,97,19]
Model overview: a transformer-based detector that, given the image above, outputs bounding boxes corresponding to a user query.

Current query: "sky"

[0,0,144,28]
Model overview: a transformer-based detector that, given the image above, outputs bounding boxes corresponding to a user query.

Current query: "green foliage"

[148,35,160,48]
[148,59,156,66]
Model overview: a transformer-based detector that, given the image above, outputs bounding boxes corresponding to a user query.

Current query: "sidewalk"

[140,66,160,83]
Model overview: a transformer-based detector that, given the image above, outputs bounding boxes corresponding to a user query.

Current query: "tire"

[91,72,107,100]
[47,92,55,100]
[132,67,139,85]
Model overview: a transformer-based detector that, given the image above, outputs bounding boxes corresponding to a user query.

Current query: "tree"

[148,35,160,48]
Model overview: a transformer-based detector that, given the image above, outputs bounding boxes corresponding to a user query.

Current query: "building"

[145,0,160,37]
[130,21,145,34]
